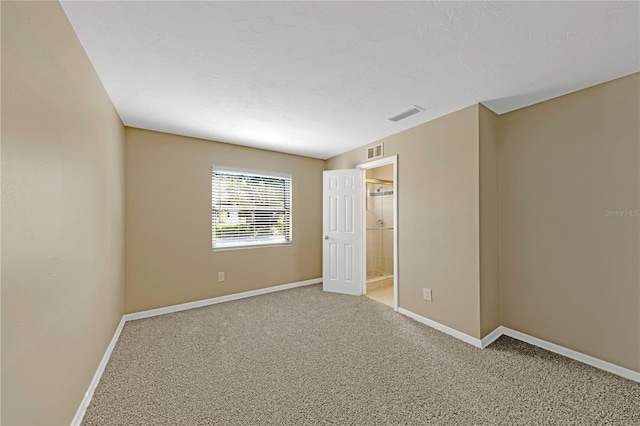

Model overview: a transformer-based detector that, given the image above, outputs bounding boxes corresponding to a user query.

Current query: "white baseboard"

[480,326,504,348]
[123,278,321,321]
[73,278,321,425]
[498,326,640,383]
[396,310,640,383]
[397,308,484,348]
[71,317,126,426]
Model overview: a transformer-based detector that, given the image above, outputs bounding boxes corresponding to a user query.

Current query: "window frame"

[211,166,292,251]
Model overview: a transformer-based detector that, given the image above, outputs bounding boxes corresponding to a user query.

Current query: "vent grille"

[388,105,424,122]
[366,143,383,160]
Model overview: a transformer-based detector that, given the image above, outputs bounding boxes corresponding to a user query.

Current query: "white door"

[323,169,363,295]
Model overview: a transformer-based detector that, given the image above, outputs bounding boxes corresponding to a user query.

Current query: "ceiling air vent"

[388,105,425,122]
[366,143,384,160]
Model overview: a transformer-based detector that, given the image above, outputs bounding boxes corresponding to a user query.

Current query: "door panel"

[323,169,363,295]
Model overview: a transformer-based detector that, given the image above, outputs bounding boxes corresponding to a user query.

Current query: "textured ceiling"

[60,1,639,159]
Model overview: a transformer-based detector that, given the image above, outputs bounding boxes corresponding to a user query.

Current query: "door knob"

[324,236,329,240]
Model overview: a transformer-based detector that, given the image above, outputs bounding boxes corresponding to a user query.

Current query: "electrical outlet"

[423,288,432,302]
[217,272,225,282]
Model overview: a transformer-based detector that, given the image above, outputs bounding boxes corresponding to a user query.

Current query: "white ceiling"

[60,1,640,160]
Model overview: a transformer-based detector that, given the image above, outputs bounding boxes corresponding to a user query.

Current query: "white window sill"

[212,242,292,252]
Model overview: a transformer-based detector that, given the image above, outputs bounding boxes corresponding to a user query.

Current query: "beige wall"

[500,73,640,371]
[1,2,125,425]
[479,105,501,336]
[125,128,324,313]
[367,164,393,181]
[327,105,483,338]
[328,74,640,372]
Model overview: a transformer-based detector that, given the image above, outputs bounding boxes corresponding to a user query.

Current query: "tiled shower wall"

[366,184,394,276]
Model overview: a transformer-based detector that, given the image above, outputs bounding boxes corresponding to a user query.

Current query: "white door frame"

[357,155,398,311]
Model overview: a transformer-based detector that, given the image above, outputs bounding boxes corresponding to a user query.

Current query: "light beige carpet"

[82,284,639,425]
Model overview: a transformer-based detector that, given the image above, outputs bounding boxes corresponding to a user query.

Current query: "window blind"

[212,168,292,249]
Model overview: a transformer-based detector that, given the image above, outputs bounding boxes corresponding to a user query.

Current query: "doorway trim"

[357,155,398,311]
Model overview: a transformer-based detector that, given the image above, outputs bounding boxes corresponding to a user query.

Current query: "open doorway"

[357,155,398,311]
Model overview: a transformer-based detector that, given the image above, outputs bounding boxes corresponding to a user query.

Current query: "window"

[211,167,292,249]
